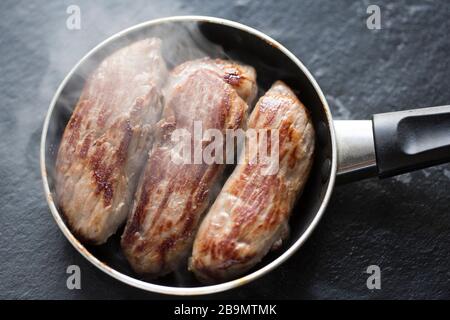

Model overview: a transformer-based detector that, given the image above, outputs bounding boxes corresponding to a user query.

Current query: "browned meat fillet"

[121,58,257,277]
[190,81,315,283]
[56,39,167,244]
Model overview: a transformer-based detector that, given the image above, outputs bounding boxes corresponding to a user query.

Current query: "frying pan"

[40,16,450,295]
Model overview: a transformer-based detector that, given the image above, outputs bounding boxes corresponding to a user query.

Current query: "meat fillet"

[190,81,315,282]
[56,39,167,244]
[121,58,257,276]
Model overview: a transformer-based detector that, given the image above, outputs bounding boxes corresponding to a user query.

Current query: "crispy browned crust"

[190,81,315,283]
[121,59,256,277]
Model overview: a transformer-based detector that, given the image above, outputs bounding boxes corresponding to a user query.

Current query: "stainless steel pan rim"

[40,15,337,296]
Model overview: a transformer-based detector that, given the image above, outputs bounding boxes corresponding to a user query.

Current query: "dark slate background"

[0,0,449,299]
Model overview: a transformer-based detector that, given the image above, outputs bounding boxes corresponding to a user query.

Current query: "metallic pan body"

[40,16,337,295]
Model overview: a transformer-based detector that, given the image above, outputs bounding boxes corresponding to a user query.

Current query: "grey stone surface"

[0,0,448,299]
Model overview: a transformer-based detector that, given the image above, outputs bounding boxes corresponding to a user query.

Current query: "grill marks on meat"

[56,39,167,244]
[57,39,313,282]
[121,59,257,277]
[190,81,315,283]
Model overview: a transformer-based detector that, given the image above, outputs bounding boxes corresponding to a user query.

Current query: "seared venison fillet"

[121,58,257,276]
[56,39,167,244]
[190,81,315,283]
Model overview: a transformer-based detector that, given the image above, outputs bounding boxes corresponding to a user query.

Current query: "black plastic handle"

[372,105,450,178]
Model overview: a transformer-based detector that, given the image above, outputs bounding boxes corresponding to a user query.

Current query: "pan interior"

[44,19,333,288]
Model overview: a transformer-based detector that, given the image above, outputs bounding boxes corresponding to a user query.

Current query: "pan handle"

[335,105,450,183]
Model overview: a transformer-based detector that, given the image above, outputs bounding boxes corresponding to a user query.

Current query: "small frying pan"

[40,16,450,295]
